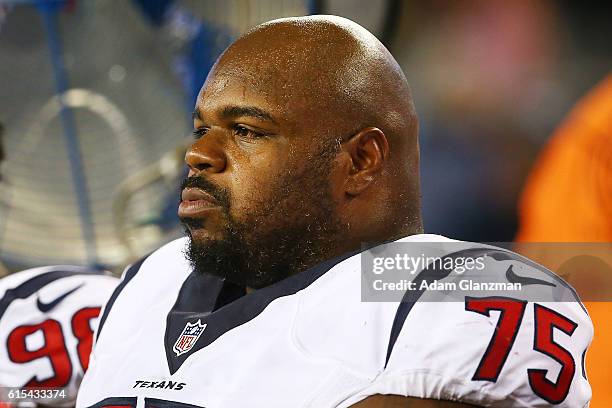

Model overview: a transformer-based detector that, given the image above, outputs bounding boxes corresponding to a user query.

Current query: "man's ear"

[342,127,389,196]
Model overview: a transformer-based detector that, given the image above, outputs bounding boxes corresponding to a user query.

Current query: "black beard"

[181,141,342,289]
[183,215,338,289]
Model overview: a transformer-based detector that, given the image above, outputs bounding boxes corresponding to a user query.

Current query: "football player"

[77,16,592,407]
[0,126,121,406]
[0,265,119,407]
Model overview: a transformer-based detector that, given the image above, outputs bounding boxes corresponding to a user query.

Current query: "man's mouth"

[178,188,221,218]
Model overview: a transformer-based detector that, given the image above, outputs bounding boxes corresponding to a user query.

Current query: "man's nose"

[185,135,227,175]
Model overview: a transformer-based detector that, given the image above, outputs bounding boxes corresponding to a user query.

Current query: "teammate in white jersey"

[0,266,119,407]
[78,16,593,408]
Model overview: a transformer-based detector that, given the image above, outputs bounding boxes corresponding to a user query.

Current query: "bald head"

[214,15,418,153]
[184,16,422,287]
[206,15,420,223]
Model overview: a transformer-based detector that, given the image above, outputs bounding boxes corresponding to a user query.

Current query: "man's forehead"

[195,70,293,121]
[203,60,294,96]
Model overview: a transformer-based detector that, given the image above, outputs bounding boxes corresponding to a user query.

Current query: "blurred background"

[0,0,609,272]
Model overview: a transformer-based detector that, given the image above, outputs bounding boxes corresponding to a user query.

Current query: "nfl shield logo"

[173,319,207,356]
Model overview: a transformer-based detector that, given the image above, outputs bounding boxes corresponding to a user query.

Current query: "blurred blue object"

[130,0,174,26]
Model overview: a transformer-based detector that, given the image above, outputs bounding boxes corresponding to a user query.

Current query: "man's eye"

[192,128,209,139]
[234,125,263,138]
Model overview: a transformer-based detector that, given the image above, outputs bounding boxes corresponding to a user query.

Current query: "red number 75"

[465,297,580,404]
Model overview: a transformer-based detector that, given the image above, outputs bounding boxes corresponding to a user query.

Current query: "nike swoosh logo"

[36,284,84,313]
[506,265,556,287]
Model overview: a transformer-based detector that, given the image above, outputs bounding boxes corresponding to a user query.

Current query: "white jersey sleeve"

[343,245,593,408]
[0,265,120,407]
[349,301,592,407]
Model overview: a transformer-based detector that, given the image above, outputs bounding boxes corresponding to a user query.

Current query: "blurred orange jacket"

[516,74,612,408]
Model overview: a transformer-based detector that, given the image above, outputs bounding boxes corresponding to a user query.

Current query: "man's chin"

[185,232,234,270]
[183,231,289,288]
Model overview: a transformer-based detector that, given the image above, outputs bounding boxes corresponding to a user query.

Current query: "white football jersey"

[0,265,120,406]
[77,235,592,408]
